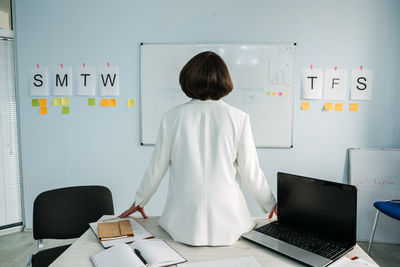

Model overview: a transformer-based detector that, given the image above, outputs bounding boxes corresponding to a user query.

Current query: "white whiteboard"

[349,148,400,243]
[141,43,295,147]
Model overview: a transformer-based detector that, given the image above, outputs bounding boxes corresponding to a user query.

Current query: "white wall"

[14,0,400,227]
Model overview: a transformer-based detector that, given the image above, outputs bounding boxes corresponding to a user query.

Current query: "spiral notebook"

[89,217,154,248]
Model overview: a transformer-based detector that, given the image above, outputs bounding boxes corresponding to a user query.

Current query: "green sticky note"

[62,106,70,114]
[32,99,40,107]
[88,98,95,106]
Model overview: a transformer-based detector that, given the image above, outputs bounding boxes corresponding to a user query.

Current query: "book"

[90,239,187,267]
[177,257,261,267]
[98,220,134,239]
[90,217,154,248]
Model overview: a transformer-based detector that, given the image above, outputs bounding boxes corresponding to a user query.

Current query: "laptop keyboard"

[255,222,346,260]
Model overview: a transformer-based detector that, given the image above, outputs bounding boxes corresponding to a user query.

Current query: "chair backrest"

[33,185,114,240]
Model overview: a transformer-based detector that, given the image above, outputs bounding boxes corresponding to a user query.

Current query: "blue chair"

[368,200,400,253]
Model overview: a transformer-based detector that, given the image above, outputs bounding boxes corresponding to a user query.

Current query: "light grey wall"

[14,0,400,227]
[395,4,400,147]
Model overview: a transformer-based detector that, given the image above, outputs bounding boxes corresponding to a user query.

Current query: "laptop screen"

[277,172,357,246]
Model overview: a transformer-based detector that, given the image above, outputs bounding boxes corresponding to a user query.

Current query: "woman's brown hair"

[179,51,233,100]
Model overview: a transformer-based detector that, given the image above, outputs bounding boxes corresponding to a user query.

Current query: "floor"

[0,230,399,267]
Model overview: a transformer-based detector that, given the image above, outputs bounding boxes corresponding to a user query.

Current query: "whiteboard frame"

[349,147,400,243]
[140,42,296,148]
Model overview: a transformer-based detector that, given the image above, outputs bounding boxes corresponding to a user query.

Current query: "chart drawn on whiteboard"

[141,43,295,147]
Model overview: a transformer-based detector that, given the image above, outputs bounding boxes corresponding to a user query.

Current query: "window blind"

[0,37,22,227]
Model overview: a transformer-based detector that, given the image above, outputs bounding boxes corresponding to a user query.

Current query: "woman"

[120,51,277,246]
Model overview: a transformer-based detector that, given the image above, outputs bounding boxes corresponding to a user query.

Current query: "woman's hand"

[268,203,278,219]
[119,202,148,219]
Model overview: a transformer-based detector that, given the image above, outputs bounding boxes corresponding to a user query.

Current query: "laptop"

[242,172,357,267]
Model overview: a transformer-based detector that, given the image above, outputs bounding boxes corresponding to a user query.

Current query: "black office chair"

[27,185,114,267]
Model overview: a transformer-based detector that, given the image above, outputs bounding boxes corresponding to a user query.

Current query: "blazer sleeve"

[237,114,276,214]
[135,115,171,207]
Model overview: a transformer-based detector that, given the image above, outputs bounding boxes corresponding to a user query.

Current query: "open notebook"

[90,239,186,267]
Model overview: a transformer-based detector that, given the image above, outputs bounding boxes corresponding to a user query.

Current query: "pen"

[134,248,148,266]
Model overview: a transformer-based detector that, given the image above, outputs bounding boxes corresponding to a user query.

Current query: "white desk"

[50,216,377,267]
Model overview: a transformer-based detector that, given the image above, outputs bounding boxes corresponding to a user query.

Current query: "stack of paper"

[178,256,261,267]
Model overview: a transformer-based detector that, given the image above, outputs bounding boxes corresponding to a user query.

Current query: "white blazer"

[135,99,276,246]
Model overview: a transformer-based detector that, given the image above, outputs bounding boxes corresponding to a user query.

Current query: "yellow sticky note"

[334,103,343,111]
[109,99,117,107]
[53,98,61,106]
[61,97,69,106]
[324,102,333,111]
[350,103,358,112]
[101,99,109,107]
[39,98,47,107]
[40,107,47,115]
[127,99,135,107]
[301,101,310,110]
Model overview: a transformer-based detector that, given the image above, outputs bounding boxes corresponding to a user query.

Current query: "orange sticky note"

[109,99,117,107]
[350,103,358,111]
[272,92,277,96]
[40,107,47,115]
[301,101,310,110]
[101,99,109,107]
[39,98,47,107]
[334,103,343,111]
[324,102,333,111]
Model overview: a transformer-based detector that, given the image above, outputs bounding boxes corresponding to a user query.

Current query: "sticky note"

[39,98,47,107]
[61,97,69,106]
[273,92,277,96]
[40,107,47,115]
[32,99,40,107]
[109,99,117,107]
[324,102,333,111]
[301,101,310,110]
[266,92,271,96]
[334,103,343,111]
[62,106,70,114]
[284,93,289,97]
[53,98,61,106]
[350,103,358,111]
[101,99,109,107]
[127,99,135,107]
[278,92,283,96]
[88,98,95,106]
